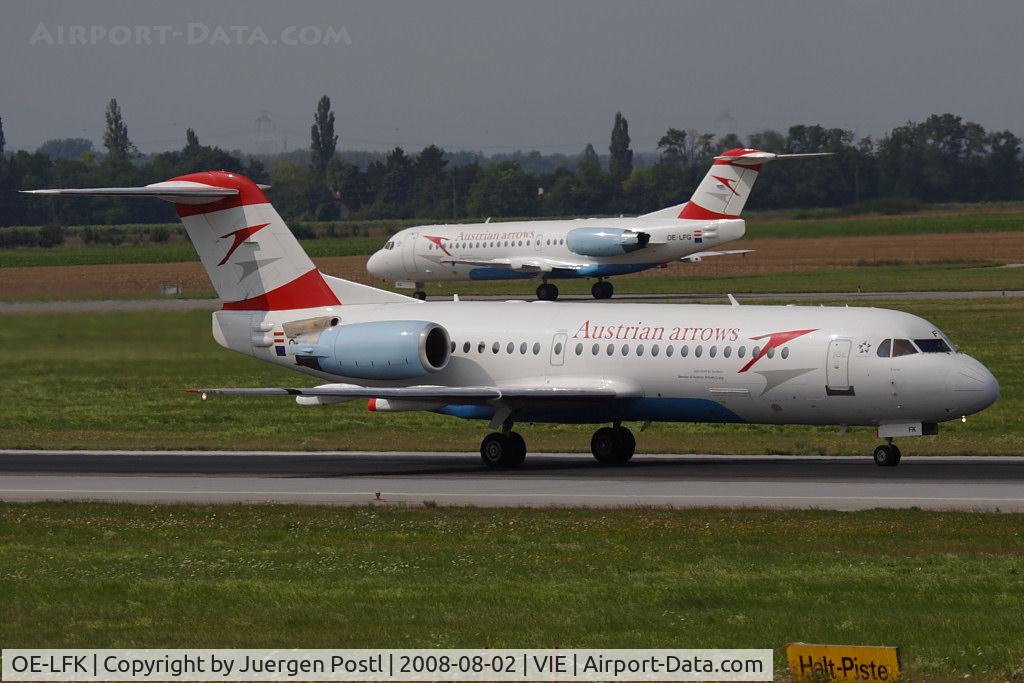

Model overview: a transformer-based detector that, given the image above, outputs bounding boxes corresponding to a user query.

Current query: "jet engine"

[295,320,450,380]
[566,227,650,257]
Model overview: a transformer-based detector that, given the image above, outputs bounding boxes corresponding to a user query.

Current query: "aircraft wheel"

[536,283,559,301]
[413,290,427,300]
[592,281,613,300]
[873,444,901,467]
[507,432,528,466]
[615,426,636,461]
[591,426,633,465]
[480,432,526,469]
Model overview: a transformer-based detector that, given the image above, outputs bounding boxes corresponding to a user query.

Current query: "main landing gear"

[590,424,635,465]
[873,438,902,467]
[479,422,638,469]
[592,280,614,300]
[536,282,559,301]
[480,430,527,469]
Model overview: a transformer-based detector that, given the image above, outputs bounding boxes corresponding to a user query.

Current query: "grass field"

[1,503,1022,680]
[0,298,1018,455]
[2,209,1024,268]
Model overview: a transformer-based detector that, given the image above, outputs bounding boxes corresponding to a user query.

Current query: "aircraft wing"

[680,249,753,262]
[190,379,634,402]
[437,256,587,272]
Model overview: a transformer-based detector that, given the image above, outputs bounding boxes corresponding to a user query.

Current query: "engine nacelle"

[297,320,450,380]
[566,227,650,257]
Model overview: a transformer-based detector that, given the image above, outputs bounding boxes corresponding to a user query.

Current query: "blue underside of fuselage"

[435,397,745,424]
[467,263,661,280]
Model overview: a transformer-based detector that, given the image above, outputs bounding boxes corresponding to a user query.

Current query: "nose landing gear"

[873,438,902,467]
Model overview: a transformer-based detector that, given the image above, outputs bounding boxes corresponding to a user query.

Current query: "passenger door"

[826,339,854,396]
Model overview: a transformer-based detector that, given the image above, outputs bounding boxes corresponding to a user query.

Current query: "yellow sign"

[786,643,901,681]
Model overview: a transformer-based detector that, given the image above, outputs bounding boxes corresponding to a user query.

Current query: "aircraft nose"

[952,357,1000,414]
[366,251,386,278]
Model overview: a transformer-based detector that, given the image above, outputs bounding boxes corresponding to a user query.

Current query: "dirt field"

[2,231,1023,300]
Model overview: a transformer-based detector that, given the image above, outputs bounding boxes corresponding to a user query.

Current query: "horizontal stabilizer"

[22,181,239,205]
[681,249,753,262]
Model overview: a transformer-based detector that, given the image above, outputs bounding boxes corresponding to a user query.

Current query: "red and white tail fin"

[24,171,410,309]
[641,148,830,220]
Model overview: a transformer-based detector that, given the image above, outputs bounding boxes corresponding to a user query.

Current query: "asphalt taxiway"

[1,451,1022,511]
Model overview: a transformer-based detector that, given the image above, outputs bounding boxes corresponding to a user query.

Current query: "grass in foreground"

[0,298,1018,454]
[1,503,1022,681]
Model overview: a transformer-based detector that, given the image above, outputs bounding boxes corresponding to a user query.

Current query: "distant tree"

[716,133,744,152]
[657,128,688,167]
[467,161,537,217]
[0,116,5,157]
[608,112,633,184]
[581,144,600,169]
[309,95,337,176]
[102,98,138,161]
[184,128,201,156]
[38,138,94,160]
[413,144,450,217]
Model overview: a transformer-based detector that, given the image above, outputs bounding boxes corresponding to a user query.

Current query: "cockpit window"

[915,338,952,353]
[892,339,918,357]
[877,339,891,358]
[384,240,395,250]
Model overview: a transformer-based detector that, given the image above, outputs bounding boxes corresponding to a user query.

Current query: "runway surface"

[2,450,1023,511]
[1,290,1021,313]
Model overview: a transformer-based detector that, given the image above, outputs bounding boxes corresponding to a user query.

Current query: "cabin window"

[533,342,541,355]
[463,341,471,353]
[492,342,500,354]
[723,346,731,358]
[637,344,644,357]
[767,348,775,359]
[478,341,485,353]
[651,344,660,357]
[554,342,563,355]
[695,345,703,358]
[606,344,615,356]
[680,345,689,357]
[781,347,790,359]
[450,341,456,353]
[592,343,599,355]
[738,346,746,358]
[621,344,629,356]
[709,346,717,358]
[506,342,514,354]
[575,343,583,356]
[546,239,551,245]
[915,338,952,353]
[877,339,891,357]
[752,345,761,358]
[666,345,674,357]
[892,339,918,357]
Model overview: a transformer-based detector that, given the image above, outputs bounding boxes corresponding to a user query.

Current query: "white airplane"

[366,148,827,300]
[26,171,998,469]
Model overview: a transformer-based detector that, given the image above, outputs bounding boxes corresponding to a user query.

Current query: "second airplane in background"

[366,148,828,300]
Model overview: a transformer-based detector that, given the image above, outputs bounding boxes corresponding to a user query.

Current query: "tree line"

[0,97,1022,230]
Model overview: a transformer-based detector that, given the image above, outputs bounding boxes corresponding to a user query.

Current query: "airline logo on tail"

[218,223,270,265]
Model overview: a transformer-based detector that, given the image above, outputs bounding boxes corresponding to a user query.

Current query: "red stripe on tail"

[222,269,340,311]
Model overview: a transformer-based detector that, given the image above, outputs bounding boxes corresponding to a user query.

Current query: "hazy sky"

[2,0,1022,154]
